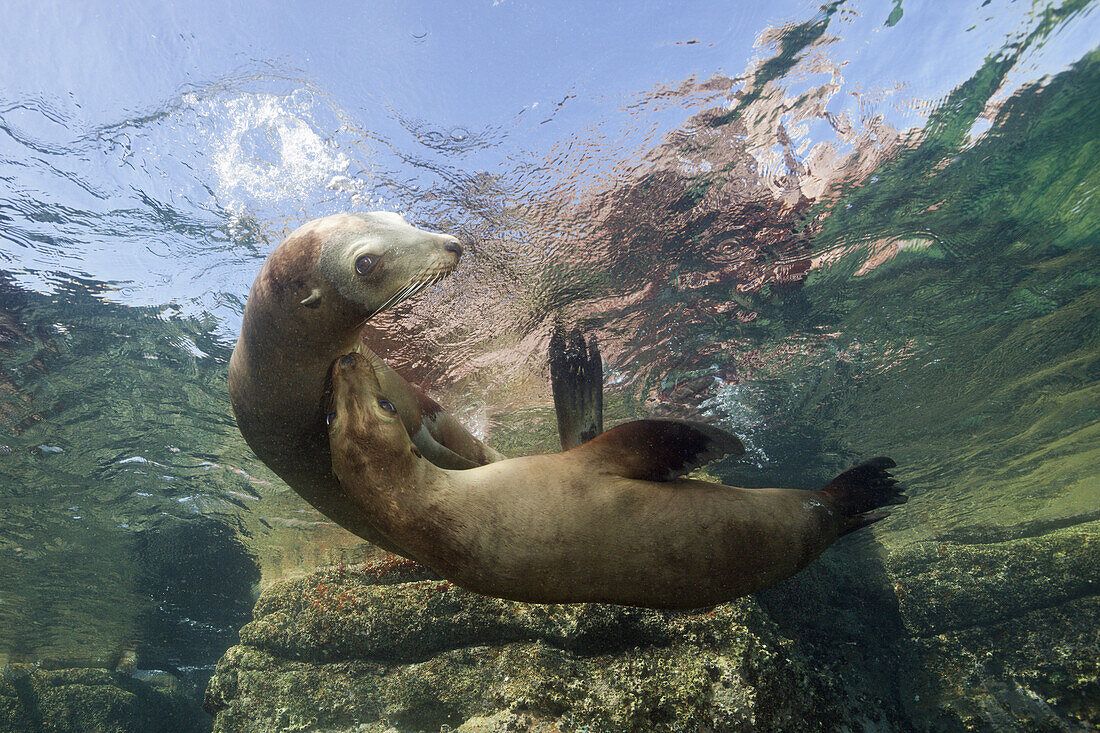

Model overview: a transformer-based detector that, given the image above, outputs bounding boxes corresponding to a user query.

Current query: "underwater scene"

[1,1,1097,731]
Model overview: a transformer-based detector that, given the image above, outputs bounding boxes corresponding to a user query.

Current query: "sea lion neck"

[332,415,447,509]
[228,211,503,558]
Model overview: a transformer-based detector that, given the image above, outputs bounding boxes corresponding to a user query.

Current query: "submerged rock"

[0,665,209,733]
[887,520,1100,730]
[204,557,875,732]
[205,519,1100,732]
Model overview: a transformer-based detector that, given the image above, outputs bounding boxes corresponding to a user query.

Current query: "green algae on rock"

[0,665,209,733]
[886,519,1100,729]
[204,558,875,732]
[205,518,1100,732]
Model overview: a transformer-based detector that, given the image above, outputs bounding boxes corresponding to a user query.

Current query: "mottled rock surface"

[205,520,1099,732]
[886,520,1100,731]
[0,665,208,733]
[204,557,899,732]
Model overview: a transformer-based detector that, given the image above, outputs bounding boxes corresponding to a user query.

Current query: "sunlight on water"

[191,88,374,214]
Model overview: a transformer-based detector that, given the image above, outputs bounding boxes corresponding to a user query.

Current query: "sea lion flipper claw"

[571,418,745,481]
[549,324,604,451]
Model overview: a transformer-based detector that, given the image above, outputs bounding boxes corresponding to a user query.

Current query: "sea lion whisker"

[397,272,441,306]
[370,280,418,319]
[367,289,399,320]
[399,277,430,303]
[409,277,436,299]
[401,278,426,301]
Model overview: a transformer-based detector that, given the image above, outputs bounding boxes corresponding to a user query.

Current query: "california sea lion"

[228,212,504,552]
[326,351,907,609]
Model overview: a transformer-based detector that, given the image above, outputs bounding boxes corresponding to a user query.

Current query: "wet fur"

[229,213,503,556]
[328,352,907,609]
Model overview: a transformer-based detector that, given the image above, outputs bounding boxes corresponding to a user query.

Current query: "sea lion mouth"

[320,363,337,415]
[365,262,457,320]
[327,352,383,402]
[323,354,362,433]
[323,354,362,409]
[328,352,364,391]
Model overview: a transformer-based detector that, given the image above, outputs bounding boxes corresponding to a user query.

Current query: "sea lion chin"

[327,351,908,610]
[228,212,504,556]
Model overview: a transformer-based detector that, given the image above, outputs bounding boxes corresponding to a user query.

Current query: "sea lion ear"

[571,419,744,482]
[300,288,324,307]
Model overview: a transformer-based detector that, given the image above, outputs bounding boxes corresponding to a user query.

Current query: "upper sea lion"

[228,212,504,553]
[326,351,908,609]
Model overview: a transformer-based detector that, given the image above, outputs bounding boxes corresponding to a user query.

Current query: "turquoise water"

[0,0,1097,729]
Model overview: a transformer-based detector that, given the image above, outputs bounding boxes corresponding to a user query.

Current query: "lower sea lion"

[326,351,908,609]
[228,212,504,553]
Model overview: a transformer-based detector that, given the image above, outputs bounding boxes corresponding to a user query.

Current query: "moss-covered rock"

[0,665,209,733]
[887,520,1100,730]
[205,557,872,732]
[205,518,1099,732]
[887,521,1099,636]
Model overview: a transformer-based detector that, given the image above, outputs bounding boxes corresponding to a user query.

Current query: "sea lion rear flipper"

[550,325,604,451]
[571,419,744,481]
[820,457,908,535]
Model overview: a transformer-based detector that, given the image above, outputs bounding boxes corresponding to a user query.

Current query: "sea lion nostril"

[444,240,463,258]
[339,354,358,368]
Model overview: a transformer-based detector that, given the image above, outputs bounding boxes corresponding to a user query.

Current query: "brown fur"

[328,352,905,609]
[229,213,504,556]
[263,230,323,296]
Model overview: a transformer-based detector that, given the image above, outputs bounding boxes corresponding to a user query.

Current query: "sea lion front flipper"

[571,418,744,481]
[550,325,604,451]
[361,347,505,467]
[411,426,481,470]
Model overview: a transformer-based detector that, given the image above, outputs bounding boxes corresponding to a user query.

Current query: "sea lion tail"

[550,325,604,451]
[820,457,907,535]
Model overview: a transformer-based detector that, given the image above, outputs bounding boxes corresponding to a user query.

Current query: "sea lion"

[326,351,908,609]
[228,212,504,553]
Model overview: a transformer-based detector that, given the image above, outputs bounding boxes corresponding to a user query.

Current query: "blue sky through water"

[0,0,1095,322]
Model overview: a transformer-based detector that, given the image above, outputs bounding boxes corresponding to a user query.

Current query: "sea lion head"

[326,351,422,485]
[269,212,463,324]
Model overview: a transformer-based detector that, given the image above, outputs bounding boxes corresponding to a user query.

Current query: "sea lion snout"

[442,237,463,258]
[330,352,382,394]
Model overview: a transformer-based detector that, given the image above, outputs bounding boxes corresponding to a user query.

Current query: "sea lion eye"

[378,399,396,413]
[326,411,337,425]
[355,254,377,275]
